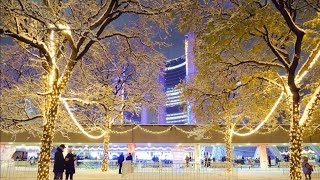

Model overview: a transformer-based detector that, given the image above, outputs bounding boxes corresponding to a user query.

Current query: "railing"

[76,159,118,170]
[121,162,239,180]
[0,160,40,179]
[1,160,319,180]
[0,160,117,179]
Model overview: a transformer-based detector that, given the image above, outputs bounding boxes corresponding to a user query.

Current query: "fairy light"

[62,97,98,105]
[48,25,57,89]
[231,92,284,136]
[101,128,110,172]
[110,126,139,134]
[289,97,303,180]
[137,125,172,134]
[225,123,232,173]
[173,125,193,134]
[57,24,72,36]
[299,85,320,126]
[61,97,107,139]
[295,43,320,84]
[37,25,60,180]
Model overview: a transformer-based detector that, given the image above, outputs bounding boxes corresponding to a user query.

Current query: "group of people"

[53,144,76,180]
[117,152,133,174]
[52,145,315,180]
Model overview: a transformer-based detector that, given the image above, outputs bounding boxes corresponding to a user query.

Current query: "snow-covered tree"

[179,1,320,179]
[0,0,183,179]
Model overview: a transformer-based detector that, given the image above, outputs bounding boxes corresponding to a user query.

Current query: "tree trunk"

[225,122,233,173]
[289,94,303,180]
[101,130,111,172]
[37,87,60,180]
[101,116,111,172]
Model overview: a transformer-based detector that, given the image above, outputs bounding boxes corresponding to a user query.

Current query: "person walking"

[65,149,76,180]
[53,144,66,180]
[302,156,313,180]
[118,153,125,174]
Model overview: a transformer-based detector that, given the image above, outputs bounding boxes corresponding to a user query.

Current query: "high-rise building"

[132,32,196,125]
[164,56,188,124]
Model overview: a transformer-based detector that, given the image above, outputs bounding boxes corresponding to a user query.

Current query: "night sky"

[157,26,185,59]
[0,28,184,60]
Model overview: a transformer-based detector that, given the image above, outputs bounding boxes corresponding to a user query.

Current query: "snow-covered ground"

[1,168,319,180]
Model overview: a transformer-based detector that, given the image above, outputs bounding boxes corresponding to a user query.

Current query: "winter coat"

[118,154,125,164]
[126,155,133,161]
[65,153,76,174]
[302,161,313,175]
[53,148,65,173]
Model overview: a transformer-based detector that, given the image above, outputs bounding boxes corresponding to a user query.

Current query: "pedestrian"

[275,157,279,165]
[302,156,313,180]
[185,155,190,167]
[126,153,133,161]
[53,144,66,180]
[268,156,271,167]
[65,148,76,180]
[118,153,125,174]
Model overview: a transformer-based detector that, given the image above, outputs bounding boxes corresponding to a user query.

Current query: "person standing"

[118,153,125,174]
[126,153,133,161]
[302,157,313,180]
[65,149,76,180]
[267,156,271,167]
[185,155,190,167]
[53,144,66,180]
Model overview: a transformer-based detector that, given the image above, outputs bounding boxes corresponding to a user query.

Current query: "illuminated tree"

[181,60,286,173]
[180,1,320,179]
[0,0,181,179]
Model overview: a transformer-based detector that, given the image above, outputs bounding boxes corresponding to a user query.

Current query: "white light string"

[61,97,107,139]
[231,92,284,136]
[295,43,320,84]
[62,93,291,139]
[110,126,139,134]
[299,85,320,126]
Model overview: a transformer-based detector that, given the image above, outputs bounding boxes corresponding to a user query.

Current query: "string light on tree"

[231,92,284,136]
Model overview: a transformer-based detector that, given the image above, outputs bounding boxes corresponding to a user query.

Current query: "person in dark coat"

[302,156,313,180]
[118,153,125,174]
[268,156,271,167]
[65,148,76,180]
[126,153,133,161]
[53,144,66,180]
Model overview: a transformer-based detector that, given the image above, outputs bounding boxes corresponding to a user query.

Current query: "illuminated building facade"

[139,32,197,124]
[164,56,188,124]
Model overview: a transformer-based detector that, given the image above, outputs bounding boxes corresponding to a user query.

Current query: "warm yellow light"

[231,92,284,136]
[299,85,320,126]
[295,43,320,84]
[61,97,107,139]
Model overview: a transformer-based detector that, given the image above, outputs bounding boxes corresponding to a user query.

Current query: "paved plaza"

[1,168,319,180]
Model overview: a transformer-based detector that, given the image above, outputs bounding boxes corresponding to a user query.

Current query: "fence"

[0,160,117,179]
[76,160,118,170]
[0,161,39,179]
[121,162,238,180]
[121,162,320,180]
[0,160,319,180]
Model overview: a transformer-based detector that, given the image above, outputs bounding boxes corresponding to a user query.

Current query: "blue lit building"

[131,32,196,125]
[164,56,188,124]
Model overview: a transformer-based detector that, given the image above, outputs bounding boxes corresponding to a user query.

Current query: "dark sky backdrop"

[0,30,184,60]
[157,26,185,59]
